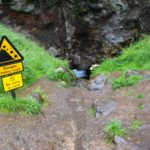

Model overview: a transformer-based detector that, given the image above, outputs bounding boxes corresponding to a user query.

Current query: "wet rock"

[115,136,138,150]
[10,1,35,13]
[88,75,108,91]
[48,47,59,57]
[96,100,117,117]
[31,92,44,103]
[88,82,102,91]
[0,0,57,14]
[125,70,150,80]
[115,136,126,144]
[94,76,108,85]
[140,5,150,33]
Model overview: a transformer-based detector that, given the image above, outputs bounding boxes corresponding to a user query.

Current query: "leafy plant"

[112,75,143,89]
[130,120,142,129]
[0,95,41,114]
[137,93,145,100]
[104,120,128,143]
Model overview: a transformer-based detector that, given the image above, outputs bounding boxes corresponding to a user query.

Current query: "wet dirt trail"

[0,77,150,150]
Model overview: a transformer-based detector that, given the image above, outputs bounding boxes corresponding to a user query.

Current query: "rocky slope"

[0,0,150,69]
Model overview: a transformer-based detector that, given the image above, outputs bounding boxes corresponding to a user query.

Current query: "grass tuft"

[112,75,143,89]
[0,95,41,114]
[130,120,142,129]
[104,119,127,143]
[137,93,145,100]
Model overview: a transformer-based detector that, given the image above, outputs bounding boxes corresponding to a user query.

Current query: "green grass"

[104,119,128,143]
[112,75,143,89]
[0,95,41,114]
[137,93,145,100]
[0,24,75,114]
[0,24,75,88]
[130,120,142,129]
[91,36,150,76]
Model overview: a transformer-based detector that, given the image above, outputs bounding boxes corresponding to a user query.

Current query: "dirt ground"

[0,77,149,150]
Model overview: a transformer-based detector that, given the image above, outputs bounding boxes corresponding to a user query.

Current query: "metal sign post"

[11,90,16,99]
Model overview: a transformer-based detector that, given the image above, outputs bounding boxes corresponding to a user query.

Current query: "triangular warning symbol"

[0,36,24,66]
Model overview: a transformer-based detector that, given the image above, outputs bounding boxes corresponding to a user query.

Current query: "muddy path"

[0,77,150,150]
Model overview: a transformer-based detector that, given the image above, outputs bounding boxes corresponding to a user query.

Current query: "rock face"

[0,0,150,69]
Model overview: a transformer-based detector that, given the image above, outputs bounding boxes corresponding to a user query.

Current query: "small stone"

[94,76,107,84]
[125,70,150,80]
[88,82,104,91]
[96,100,117,116]
[114,136,126,144]
[88,75,108,91]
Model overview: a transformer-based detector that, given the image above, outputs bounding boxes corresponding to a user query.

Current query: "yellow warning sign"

[0,62,23,76]
[0,36,24,65]
[2,73,23,92]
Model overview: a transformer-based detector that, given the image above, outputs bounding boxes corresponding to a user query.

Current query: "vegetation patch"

[137,93,145,100]
[0,24,75,115]
[0,24,75,88]
[91,36,150,76]
[130,120,142,129]
[0,95,41,114]
[138,103,145,110]
[112,75,143,89]
[104,119,128,143]
[88,105,96,117]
